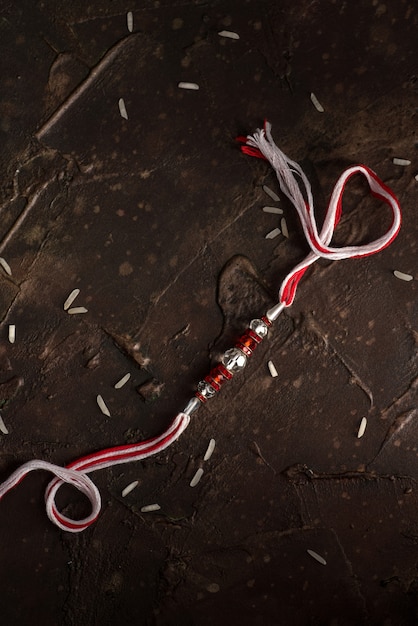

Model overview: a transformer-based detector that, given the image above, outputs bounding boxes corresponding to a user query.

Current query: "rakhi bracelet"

[0,122,401,532]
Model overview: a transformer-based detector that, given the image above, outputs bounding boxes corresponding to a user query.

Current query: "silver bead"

[221,348,247,373]
[197,381,216,400]
[183,397,201,415]
[249,318,269,338]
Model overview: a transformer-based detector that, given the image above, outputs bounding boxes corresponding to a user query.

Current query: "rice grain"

[0,414,9,435]
[267,360,278,377]
[190,467,204,487]
[178,82,199,90]
[141,503,161,513]
[203,438,216,461]
[218,30,240,40]
[262,185,280,202]
[265,228,281,239]
[118,98,128,119]
[357,417,367,439]
[67,306,88,314]
[63,288,80,311]
[394,270,413,281]
[393,158,411,166]
[115,373,131,389]
[97,394,111,417]
[281,217,289,238]
[310,92,324,112]
[122,480,139,497]
[0,257,12,276]
[307,549,327,565]
[263,206,283,215]
[127,11,133,32]
[8,325,15,344]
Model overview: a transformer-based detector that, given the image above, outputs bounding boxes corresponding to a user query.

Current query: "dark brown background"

[0,1,418,624]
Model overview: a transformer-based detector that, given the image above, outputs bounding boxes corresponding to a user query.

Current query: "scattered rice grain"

[67,306,88,314]
[393,270,413,282]
[63,288,80,311]
[122,480,139,497]
[8,325,15,344]
[310,92,324,112]
[203,438,216,461]
[307,549,327,565]
[0,414,9,435]
[218,30,240,40]
[127,11,133,32]
[357,417,367,439]
[265,228,281,240]
[118,97,128,119]
[141,503,161,513]
[414,174,418,182]
[0,257,12,276]
[190,467,204,487]
[178,82,199,90]
[263,206,283,215]
[115,373,131,389]
[281,217,289,238]
[267,360,278,378]
[97,394,111,417]
[392,157,411,166]
[262,185,280,202]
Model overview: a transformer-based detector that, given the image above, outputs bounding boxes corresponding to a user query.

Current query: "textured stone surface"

[0,1,418,625]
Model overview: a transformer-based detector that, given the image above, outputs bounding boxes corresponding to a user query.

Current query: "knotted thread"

[239,121,401,306]
[0,122,401,532]
[0,412,189,532]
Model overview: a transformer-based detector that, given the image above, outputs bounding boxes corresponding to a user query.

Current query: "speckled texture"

[0,1,418,625]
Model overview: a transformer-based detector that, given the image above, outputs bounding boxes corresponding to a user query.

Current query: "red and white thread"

[0,122,401,532]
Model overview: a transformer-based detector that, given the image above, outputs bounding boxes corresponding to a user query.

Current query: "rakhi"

[0,122,401,532]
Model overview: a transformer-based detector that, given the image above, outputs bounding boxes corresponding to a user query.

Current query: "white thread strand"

[244,122,401,306]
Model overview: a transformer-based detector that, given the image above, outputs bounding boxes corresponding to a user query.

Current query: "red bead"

[246,328,263,344]
[235,332,258,355]
[262,316,272,327]
[237,344,253,356]
[195,392,207,403]
[205,364,232,391]
[217,364,233,380]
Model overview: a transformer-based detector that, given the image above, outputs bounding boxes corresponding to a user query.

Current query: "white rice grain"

[263,206,283,215]
[0,257,12,276]
[127,11,133,32]
[63,288,80,311]
[307,549,327,565]
[414,174,418,182]
[0,414,9,435]
[310,92,324,112]
[267,360,278,378]
[114,373,131,389]
[357,417,367,439]
[118,98,128,119]
[263,185,280,202]
[203,438,216,461]
[141,503,161,513]
[265,228,281,240]
[8,325,15,344]
[178,82,199,90]
[67,306,88,314]
[393,157,411,166]
[97,394,111,417]
[122,480,139,497]
[190,467,204,487]
[281,217,289,238]
[218,30,240,40]
[394,270,413,282]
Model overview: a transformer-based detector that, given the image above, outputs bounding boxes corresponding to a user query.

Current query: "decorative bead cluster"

[184,316,271,412]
